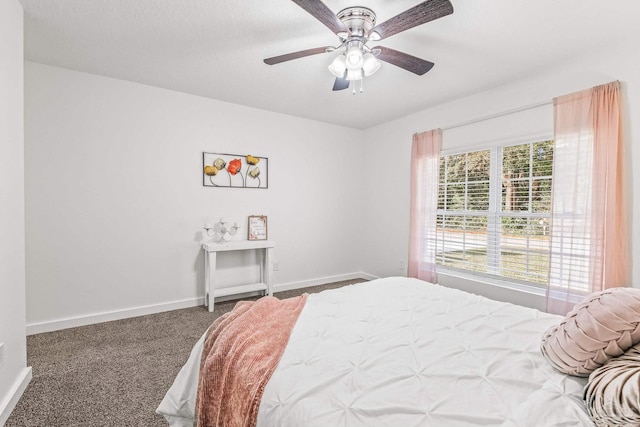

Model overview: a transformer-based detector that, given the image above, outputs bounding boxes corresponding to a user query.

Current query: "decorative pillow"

[541,288,640,376]
[584,343,640,426]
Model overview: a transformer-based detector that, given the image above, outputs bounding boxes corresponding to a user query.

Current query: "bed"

[157,277,594,426]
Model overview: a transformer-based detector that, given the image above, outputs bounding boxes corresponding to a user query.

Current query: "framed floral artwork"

[202,152,268,188]
[248,215,268,240]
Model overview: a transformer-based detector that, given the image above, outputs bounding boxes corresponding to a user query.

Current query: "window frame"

[435,134,554,291]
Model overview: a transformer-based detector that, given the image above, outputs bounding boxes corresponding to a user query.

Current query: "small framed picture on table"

[248,215,268,240]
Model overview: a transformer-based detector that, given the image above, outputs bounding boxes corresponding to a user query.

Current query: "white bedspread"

[157,277,594,426]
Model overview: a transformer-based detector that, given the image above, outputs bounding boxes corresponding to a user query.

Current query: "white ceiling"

[19,0,640,129]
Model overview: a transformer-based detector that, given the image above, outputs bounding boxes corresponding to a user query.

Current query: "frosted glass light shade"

[345,46,364,71]
[362,53,381,76]
[346,68,363,81]
[328,55,347,78]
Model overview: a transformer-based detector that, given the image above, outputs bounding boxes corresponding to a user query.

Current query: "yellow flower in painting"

[204,165,219,176]
[246,155,260,165]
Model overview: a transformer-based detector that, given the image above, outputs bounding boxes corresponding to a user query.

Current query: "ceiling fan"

[264,0,454,93]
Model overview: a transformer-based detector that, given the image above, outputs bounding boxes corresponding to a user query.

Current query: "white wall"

[0,0,31,424]
[360,41,640,309]
[24,62,365,332]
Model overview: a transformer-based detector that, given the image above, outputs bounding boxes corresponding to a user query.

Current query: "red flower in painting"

[227,159,242,175]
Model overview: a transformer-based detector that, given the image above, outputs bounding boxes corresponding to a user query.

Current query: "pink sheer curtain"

[408,129,442,283]
[547,81,628,314]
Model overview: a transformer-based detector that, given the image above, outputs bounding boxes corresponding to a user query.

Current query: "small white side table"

[202,240,276,312]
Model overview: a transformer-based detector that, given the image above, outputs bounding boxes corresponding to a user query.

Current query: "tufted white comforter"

[157,277,594,426]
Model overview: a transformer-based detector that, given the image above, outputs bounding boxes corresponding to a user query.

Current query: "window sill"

[436,267,547,311]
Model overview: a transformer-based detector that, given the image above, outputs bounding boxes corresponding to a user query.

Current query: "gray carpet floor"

[6,279,365,427]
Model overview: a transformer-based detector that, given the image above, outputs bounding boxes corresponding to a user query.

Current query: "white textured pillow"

[541,288,640,376]
[585,343,640,426]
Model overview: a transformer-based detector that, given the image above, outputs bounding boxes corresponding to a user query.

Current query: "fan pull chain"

[351,79,365,95]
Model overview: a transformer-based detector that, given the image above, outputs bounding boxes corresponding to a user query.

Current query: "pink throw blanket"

[195,295,307,427]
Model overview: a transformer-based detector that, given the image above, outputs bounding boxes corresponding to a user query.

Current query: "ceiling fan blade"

[332,77,349,91]
[370,0,453,41]
[291,0,347,34]
[373,46,434,75]
[264,46,332,65]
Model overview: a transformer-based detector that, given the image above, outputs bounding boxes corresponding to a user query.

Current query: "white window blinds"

[436,141,553,286]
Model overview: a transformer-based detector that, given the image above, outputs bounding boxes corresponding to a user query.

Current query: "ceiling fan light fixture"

[345,68,363,81]
[345,46,364,70]
[362,53,381,76]
[328,54,347,77]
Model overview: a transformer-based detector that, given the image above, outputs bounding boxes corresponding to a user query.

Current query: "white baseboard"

[25,272,379,336]
[211,272,378,302]
[274,272,377,292]
[0,367,32,426]
[26,297,205,336]
[357,272,379,281]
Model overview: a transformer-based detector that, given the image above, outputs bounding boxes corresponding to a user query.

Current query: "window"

[436,140,554,286]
